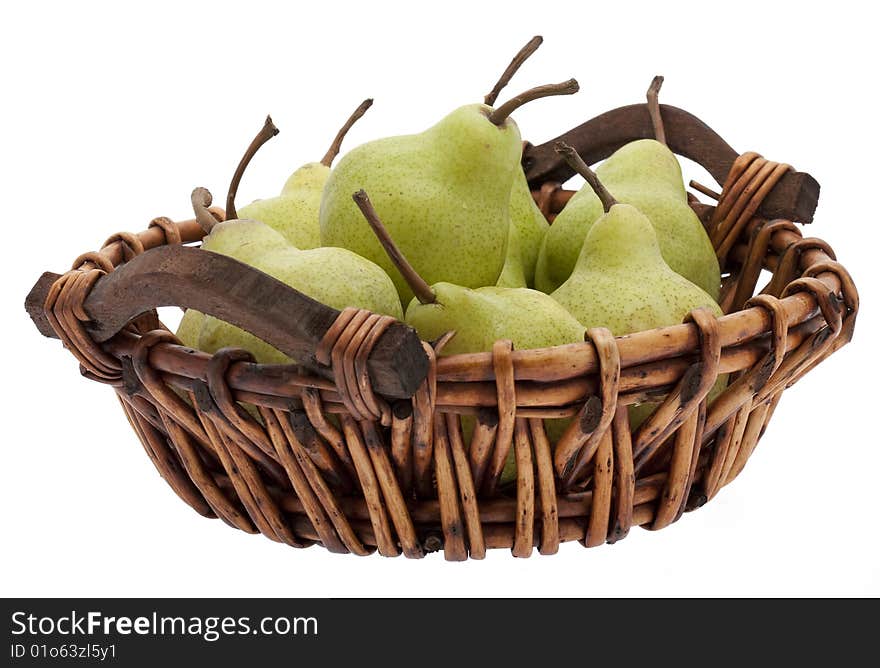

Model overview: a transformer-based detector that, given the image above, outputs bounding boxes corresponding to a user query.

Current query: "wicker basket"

[26,101,858,560]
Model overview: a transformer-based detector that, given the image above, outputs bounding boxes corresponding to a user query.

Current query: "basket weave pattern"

[37,151,858,560]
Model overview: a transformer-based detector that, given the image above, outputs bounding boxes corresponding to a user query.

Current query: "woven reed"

[39,153,858,560]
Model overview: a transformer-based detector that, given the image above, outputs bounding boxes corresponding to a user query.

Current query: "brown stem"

[488,79,579,125]
[483,35,543,106]
[225,115,279,220]
[646,75,666,145]
[320,98,374,167]
[191,187,218,233]
[689,180,721,201]
[351,190,436,305]
[554,142,617,213]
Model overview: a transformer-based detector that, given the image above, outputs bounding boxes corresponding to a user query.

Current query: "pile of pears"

[176,40,724,483]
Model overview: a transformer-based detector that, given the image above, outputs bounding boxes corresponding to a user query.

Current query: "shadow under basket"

[26,102,858,560]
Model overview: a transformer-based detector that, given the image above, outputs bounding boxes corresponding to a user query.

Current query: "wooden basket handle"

[25,244,429,399]
[522,103,819,223]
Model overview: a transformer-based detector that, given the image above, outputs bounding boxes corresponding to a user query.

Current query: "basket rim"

[88,205,852,404]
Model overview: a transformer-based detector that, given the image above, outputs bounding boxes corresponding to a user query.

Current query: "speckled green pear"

[405,283,584,356]
[534,140,720,298]
[199,218,289,264]
[320,104,522,303]
[186,215,296,363]
[256,246,404,320]
[597,140,720,299]
[533,184,603,293]
[495,221,528,288]
[552,202,722,333]
[407,282,584,486]
[508,169,549,287]
[236,99,374,250]
[353,175,582,486]
[551,199,726,428]
[321,80,579,303]
[198,244,404,363]
[186,180,403,366]
[175,308,205,349]
[236,162,328,249]
[197,316,293,364]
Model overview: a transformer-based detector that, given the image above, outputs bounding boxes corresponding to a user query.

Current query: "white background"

[2,1,877,597]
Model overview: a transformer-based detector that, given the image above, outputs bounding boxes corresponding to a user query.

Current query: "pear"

[175,308,205,349]
[484,36,549,288]
[596,140,720,299]
[190,210,298,364]
[180,117,402,365]
[534,183,603,294]
[495,221,528,288]
[198,314,292,365]
[551,144,726,424]
[508,169,549,287]
[534,77,720,299]
[405,283,584,355]
[176,117,288,361]
[320,78,579,304]
[351,189,583,351]
[255,245,404,319]
[237,99,373,249]
[197,244,404,363]
[187,186,296,364]
[199,216,288,263]
[551,144,721,334]
[192,184,403,358]
[353,190,584,484]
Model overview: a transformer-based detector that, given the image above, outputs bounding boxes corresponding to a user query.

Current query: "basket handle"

[522,103,819,223]
[25,244,429,399]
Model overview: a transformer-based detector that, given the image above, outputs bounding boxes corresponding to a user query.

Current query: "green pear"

[197,244,404,363]
[406,281,584,486]
[550,146,721,334]
[534,184,603,293]
[534,77,720,299]
[184,117,404,366]
[508,168,549,287]
[199,217,289,264]
[353,189,584,485]
[405,283,584,355]
[182,184,297,363]
[495,221,528,288]
[551,145,726,423]
[254,245,404,320]
[552,200,722,331]
[198,315,293,364]
[596,139,720,299]
[482,35,549,288]
[176,176,292,359]
[175,308,205,349]
[187,200,295,364]
[320,79,579,304]
[237,99,373,249]
[190,191,403,364]
[352,189,582,352]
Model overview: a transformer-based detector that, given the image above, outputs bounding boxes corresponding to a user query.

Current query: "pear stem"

[487,78,579,125]
[483,35,543,106]
[320,98,374,167]
[554,142,617,213]
[192,187,218,234]
[225,115,279,220]
[351,190,437,305]
[646,75,667,145]
[689,179,721,201]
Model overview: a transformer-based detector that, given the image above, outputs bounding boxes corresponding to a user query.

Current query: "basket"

[25,101,858,560]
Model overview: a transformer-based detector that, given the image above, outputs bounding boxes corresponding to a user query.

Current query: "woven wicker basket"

[26,101,858,559]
